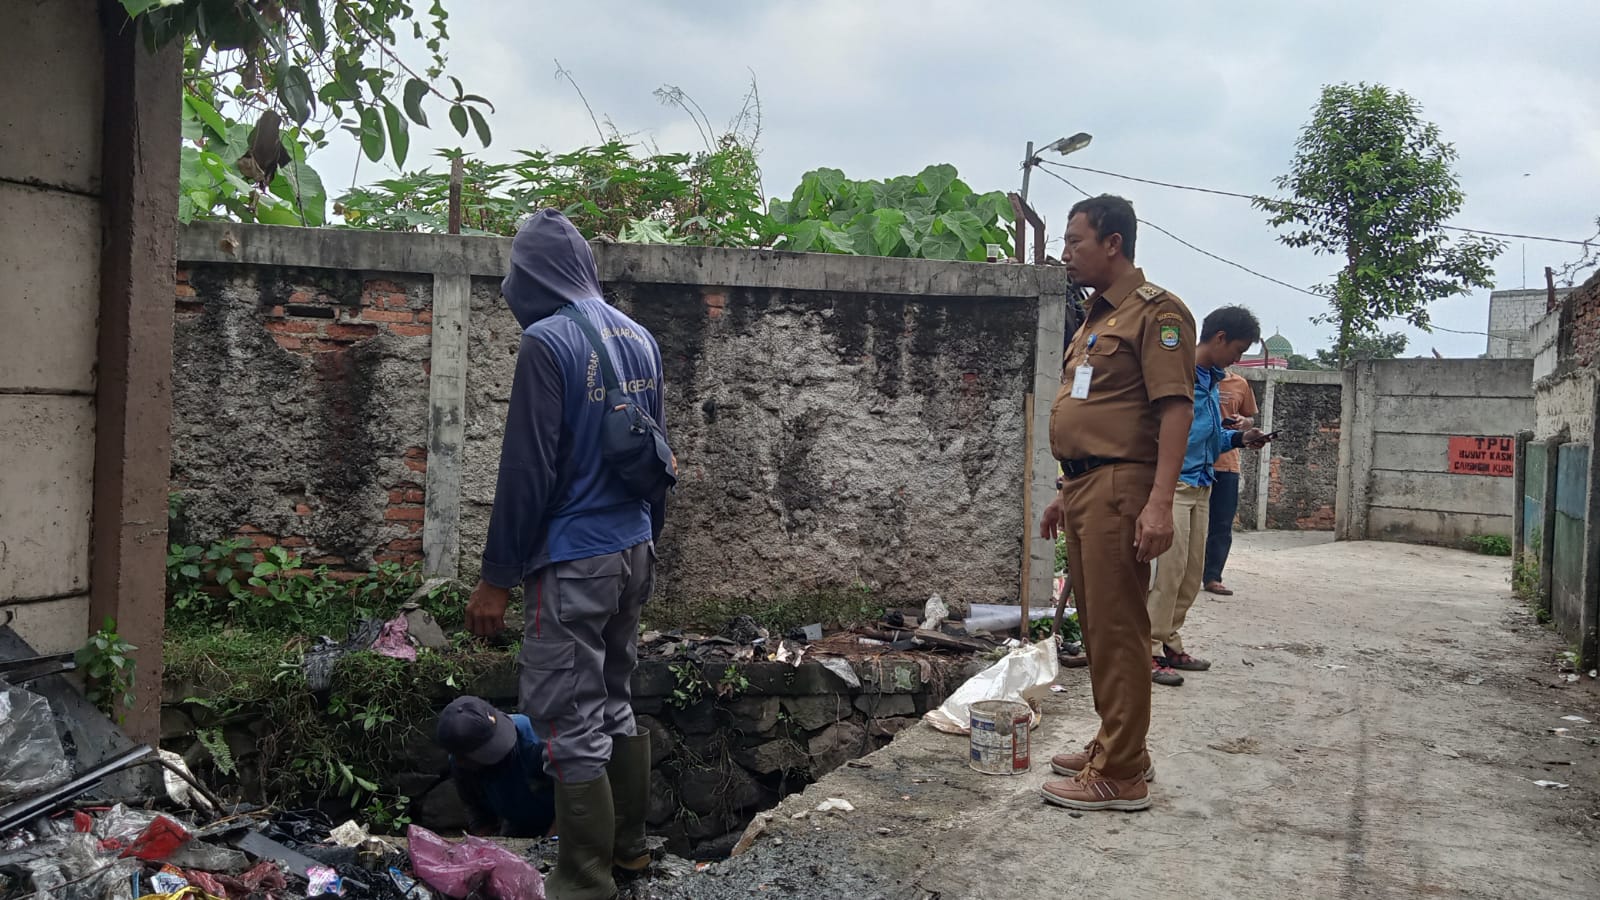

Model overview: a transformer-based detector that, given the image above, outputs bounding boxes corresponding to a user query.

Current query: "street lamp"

[1020,132,1092,202]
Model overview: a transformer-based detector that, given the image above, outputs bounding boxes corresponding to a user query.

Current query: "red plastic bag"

[407,825,544,900]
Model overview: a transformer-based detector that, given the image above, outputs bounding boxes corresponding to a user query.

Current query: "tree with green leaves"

[121,0,493,225]
[1256,83,1502,366]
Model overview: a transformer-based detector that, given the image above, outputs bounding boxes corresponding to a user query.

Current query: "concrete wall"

[0,0,106,655]
[175,222,1070,616]
[1236,369,1343,531]
[1338,359,1535,544]
[1487,288,1569,359]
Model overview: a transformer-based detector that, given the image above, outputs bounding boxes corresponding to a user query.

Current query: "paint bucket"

[968,699,1032,775]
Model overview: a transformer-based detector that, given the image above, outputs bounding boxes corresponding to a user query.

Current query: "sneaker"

[1050,740,1156,782]
[1163,647,1211,671]
[1152,657,1185,686]
[1041,769,1152,812]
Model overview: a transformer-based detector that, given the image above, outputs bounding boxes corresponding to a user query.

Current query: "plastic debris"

[159,749,217,812]
[390,867,433,899]
[923,594,950,631]
[372,614,417,661]
[1560,715,1590,724]
[408,824,544,900]
[815,798,855,813]
[799,623,824,642]
[1564,673,1580,683]
[307,866,343,896]
[1533,780,1570,789]
[1050,684,1068,693]
[1463,675,1485,685]
[963,604,1059,633]
[151,867,190,893]
[819,657,860,689]
[0,683,71,802]
[329,820,372,848]
[923,638,1058,734]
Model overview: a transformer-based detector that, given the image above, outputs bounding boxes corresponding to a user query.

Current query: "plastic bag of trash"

[923,594,950,631]
[0,683,71,802]
[922,638,1059,734]
[408,825,544,900]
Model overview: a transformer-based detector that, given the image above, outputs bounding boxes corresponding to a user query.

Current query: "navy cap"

[436,696,518,768]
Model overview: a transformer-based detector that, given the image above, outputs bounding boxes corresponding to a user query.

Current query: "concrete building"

[1488,287,1572,358]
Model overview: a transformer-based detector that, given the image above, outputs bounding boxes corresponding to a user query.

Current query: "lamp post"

[1019,132,1092,202]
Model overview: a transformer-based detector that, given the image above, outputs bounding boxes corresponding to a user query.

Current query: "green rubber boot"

[546,776,618,900]
[609,729,653,871]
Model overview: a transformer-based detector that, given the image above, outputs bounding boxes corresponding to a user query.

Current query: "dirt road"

[651,533,1600,900]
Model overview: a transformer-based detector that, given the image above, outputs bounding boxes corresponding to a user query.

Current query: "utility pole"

[1020,141,1035,203]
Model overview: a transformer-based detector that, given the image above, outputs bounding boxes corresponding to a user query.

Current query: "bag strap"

[556,305,622,395]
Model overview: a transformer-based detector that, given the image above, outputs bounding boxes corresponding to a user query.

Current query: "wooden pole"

[1020,391,1036,613]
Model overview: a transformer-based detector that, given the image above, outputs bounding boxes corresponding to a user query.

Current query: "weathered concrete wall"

[1338,359,1535,544]
[1236,369,1343,531]
[0,0,105,654]
[170,265,434,569]
[176,223,1069,616]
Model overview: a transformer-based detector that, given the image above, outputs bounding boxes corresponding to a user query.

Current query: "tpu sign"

[1447,436,1514,477]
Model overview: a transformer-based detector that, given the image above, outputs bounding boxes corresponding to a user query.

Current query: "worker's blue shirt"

[449,714,556,837]
[1181,365,1241,488]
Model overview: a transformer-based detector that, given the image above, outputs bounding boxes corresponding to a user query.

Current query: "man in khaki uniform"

[1039,195,1195,812]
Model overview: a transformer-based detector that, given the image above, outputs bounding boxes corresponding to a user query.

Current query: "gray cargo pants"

[518,541,655,783]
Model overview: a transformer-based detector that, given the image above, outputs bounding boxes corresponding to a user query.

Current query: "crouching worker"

[466,209,675,900]
[436,695,556,838]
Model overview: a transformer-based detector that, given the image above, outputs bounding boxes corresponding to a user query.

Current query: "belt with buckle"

[1059,456,1129,480]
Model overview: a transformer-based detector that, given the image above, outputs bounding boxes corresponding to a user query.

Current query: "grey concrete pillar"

[1025,292,1067,605]
[423,271,470,576]
[1539,435,1563,621]
[1582,385,1600,668]
[1255,375,1276,531]
[1512,431,1531,559]
[1336,361,1377,541]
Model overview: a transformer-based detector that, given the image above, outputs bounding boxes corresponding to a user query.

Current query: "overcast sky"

[315,0,1600,359]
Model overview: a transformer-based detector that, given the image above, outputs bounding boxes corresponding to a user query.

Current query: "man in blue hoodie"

[465,209,666,900]
[1147,306,1267,687]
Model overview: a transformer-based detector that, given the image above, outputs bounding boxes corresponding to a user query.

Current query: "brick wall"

[1566,270,1600,370]
[171,265,433,571]
[1236,374,1343,532]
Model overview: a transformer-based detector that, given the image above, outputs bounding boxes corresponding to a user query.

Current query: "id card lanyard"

[1070,334,1096,399]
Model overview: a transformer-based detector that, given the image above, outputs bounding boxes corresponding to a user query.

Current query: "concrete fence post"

[1582,384,1600,668]
[1335,361,1377,541]
[1255,374,1276,531]
[1513,431,1531,560]
[1539,436,1562,621]
[423,270,470,577]
[1027,291,1067,604]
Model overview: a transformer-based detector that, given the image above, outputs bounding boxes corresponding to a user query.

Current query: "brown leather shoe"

[1049,740,1155,782]
[1041,769,1152,812]
[1205,581,1233,596]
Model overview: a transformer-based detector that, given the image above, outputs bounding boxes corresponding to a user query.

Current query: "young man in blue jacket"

[1147,306,1267,687]
[465,209,667,900]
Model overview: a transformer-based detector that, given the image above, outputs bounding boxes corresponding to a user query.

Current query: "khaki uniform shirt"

[1213,371,1259,474]
[1049,268,1197,465]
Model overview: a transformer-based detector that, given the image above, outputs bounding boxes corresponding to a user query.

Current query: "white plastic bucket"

[968,699,1032,775]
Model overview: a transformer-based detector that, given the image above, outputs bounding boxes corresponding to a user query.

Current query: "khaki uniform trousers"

[1061,462,1155,780]
[1147,483,1212,656]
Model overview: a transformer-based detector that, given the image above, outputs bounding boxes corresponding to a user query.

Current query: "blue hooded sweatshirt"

[1180,365,1242,488]
[479,210,667,589]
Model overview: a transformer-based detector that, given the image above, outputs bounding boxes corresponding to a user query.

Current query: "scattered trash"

[390,867,433,899]
[969,699,1032,775]
[159,749,216,812]
[150,866,191,893]
[1560,715,1590,724]
[329,820,372,848]
[923,594,950,631]
[1533,780,1570,789]
[1591,670,1598,679]
[924,638,1058,734]
[407,824,544,900]
[0,683,71,802]
[798,623,824,642]
[1463,674,1485,685]
[307,865,344,896]
[1550,727,1570,735]
[963,604,1059,634]
[1050,684,1068,693]
[372,614,418,661]
[1564,673,1580,684]
[815,798,855,813]
[818,657,861,689]
[876,827,891,835]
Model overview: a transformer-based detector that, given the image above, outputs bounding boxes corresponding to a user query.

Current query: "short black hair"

[1068,194,1137,261]
[1201,305,1262,346]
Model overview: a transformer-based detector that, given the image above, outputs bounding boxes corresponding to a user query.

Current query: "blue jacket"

[450,714,555,837]
[480,210,667,588]
[1181,365,1242,488]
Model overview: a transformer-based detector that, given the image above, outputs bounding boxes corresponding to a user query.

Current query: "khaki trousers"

[1147,483,1211,656]
[1061,463,1155,780]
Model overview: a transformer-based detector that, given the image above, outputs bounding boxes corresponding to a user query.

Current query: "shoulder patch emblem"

[1159,324,1182,350]
[1135,283,1165,301]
